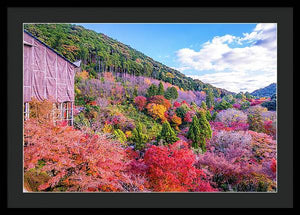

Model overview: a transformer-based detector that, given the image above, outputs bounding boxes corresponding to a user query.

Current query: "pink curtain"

[23,32,76,103]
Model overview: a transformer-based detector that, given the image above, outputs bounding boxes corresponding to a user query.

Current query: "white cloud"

[188,70,276,93]
[176,23,277,93]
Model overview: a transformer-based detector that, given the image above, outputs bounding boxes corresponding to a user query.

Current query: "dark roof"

[24,30,79,68]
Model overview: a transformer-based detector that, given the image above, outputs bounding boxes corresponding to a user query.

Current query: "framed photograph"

[6,6,293,208]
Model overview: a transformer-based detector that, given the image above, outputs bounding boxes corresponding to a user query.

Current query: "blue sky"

[75,23,277,93]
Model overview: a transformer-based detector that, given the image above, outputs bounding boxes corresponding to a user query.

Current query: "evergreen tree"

[206,110,212,121]
[200,101,211,121]
[157,82,165,96]
[157,121,179,145]
[187,112,212,152]
[211,111,217,121]
[206,89,214,109]
[201,101,207,110]
[131,122,149,150]
[164,87,178,100]
[198,111,212,151]
[215,99,232,111]
[146,84,158,98]
[187,116,202,149]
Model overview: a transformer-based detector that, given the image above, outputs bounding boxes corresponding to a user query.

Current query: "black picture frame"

[5,6,293,208]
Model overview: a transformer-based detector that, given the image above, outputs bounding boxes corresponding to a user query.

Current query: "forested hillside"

[23,24,277,193]
[24,24,232,97]
[251,83,276,98]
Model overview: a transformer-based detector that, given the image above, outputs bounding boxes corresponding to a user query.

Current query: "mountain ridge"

[251,83,276,98]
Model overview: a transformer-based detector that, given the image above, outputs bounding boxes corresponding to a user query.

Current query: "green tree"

[248,112,265,133]
[261,94,276,111]
[211,111,217,121]
[206,110,212,121]
[201,101,207,110]
[157,121,179,145]
[147,84,158,98]
[157,82,165,96]
[164,87,178,100]
[187,112,212,152]
[187,116,202,149]
[224,94,235,104]
[175,103,190,119]
[240,100,251,110]
[206,89,214,109]
[215,99,232,111]
[236,92,246,100]
[131,122,149,150]
[245,92,254,99]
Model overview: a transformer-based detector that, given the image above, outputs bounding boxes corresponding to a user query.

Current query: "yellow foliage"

[146,103,167,122]
[28,98,60,123]
[75,87,81,95]
[125,131,132,138]
[171,114,182,131]
[103,123,113,133]
[91,111,98,119]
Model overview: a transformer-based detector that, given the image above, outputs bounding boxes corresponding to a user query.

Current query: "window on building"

[23,102,74,126]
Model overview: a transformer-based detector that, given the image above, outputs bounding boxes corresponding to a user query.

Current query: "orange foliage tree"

[148,95,171,110]
[170,114,182,131]
[146,103,167,122]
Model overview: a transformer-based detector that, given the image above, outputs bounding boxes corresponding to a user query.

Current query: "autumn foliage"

[134,96,147,111]
[144,141,216,192]
[24,101,147,192]
[146,103,167,122]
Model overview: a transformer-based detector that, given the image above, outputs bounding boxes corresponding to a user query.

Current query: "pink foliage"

[24,118,147,192]
[134,96,147,111]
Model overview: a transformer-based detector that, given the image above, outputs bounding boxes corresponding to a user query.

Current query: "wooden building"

[23,30,80,125]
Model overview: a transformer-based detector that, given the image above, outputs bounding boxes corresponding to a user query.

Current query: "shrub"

[114,129,127,144]
[197,151,275,192]
[215,108,248,127]
[24,113,147,192]
[144,141,216,192]
[134,96,147,111]
[208,130,252,161]
[170,114,182,131]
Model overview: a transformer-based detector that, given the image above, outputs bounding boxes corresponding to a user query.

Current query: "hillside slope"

[24,23,232,97]
[251,83,276,98]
